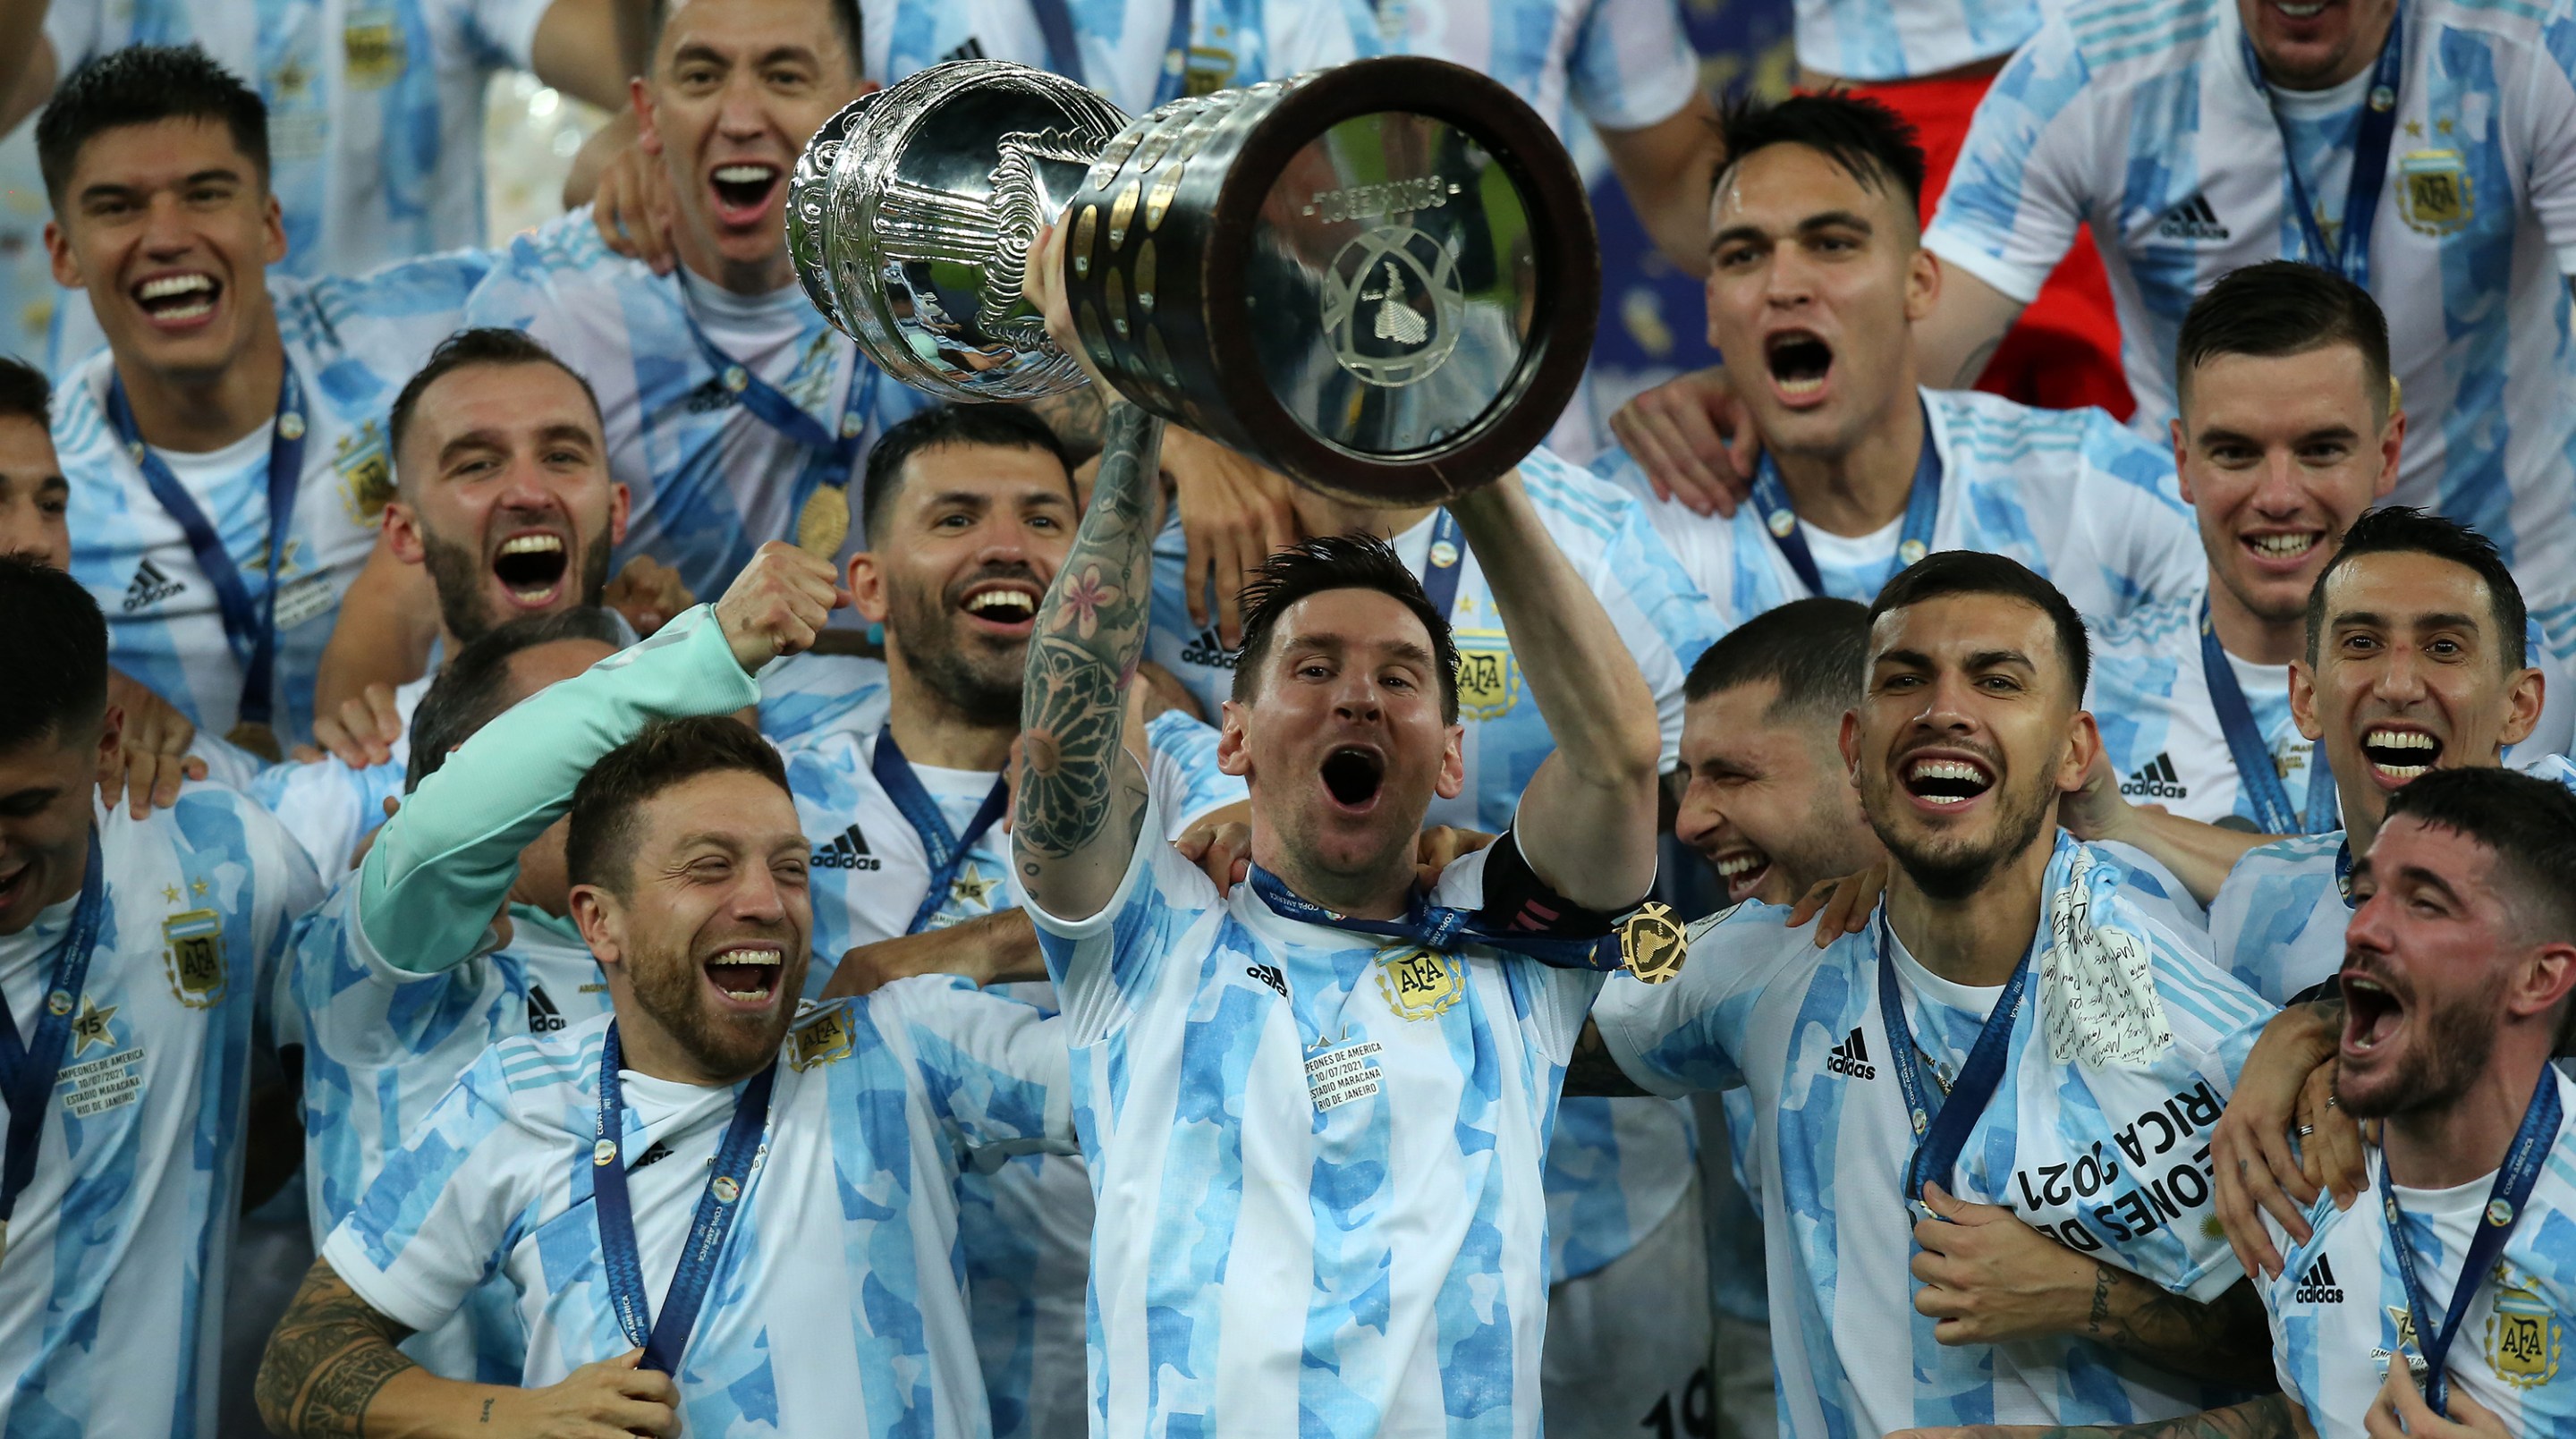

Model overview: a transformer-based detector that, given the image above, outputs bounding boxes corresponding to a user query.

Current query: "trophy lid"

[787,60,1130,402]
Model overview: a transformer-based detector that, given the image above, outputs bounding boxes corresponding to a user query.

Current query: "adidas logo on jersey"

[630,1139,675,1171]
[2157,194,2230,241]
[2294,1255,2344,1304]
[939,36,987,62]
[2122,753,2190,801]
[1826,1027,1877,1080]
[813,825,883,871]
[526,985,566,1034]
[1178,627,1239,670]
[1247,962,1287,999]
[123,559,183,612]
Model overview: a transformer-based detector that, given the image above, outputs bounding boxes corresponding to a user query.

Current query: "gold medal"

[797,485,852,557]
[1619,901,1687,984]
[225,721,282,763]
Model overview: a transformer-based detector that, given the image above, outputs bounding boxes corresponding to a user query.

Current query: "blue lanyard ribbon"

[870,728,1013,935]
[1876,910,2035,1214]
[673,274,873,500]
[2378,1066,2562,1413]
[1026,0,1198,105]
[0,830,106,1230]
[590,1021,778,1374]
[1246,864,1623,970]
[106,368,308,732]
[2241,6,2405,287]
[1418,509,1464,617]
[1746,411,1942,600]
[2199,597,2337,834]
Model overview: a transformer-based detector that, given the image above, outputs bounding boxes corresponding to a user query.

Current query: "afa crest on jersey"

[2486,1265,2563,1387]
[2398,149,2473,236]
[1453,629,1519,722]
[343,12,410,89]
[335,421,396,527]
[788,1005,855,1071]
[162,909,227,1008]
[1377,946,1463,1020]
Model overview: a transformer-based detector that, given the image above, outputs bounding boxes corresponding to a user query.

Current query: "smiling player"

[462,0,929,604]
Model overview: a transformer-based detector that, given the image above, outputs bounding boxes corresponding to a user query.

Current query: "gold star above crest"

[950,866,1000,909]
[271,56,309,99]
[190,878,208,897]
[2437,117,2455,134]
[2405,119,2423,138]
[161,885,180,904]
[70,995,116,1057]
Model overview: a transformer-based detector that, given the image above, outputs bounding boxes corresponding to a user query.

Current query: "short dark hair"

[388,328,606,483]
[2305,507,2526,669]
[860,403,1074,540]
[1684,597,1870,728]
[0,356,49,430]
[649,0,863,74]
[406,608,627,792]
[0,554,108,752]
[2380,766,2576,952]
[2176,261,2393,418]
[1865,550,2090,697]
[565,715,792,897]
[1709,92,1928,220]
[1229,534,1461,724]
[38,47,269,204]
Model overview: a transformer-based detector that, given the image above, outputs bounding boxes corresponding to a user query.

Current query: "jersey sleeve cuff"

[320,1227,460,1337]
[1589,982,1700,1099]
[1922,228,2052,308]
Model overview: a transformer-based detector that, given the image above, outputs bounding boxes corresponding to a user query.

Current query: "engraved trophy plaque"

[789,56,1598,506]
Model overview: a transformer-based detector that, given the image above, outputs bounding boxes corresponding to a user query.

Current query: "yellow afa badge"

[2397,149,2473,237]
[163,909,227,1008]
[1377,946,1463,1020]
[1453,627,1518,722]
[788,1006,854,1071]
[336,421,395,527]
[343,13,409,90]
[2486,1265,2561,1387]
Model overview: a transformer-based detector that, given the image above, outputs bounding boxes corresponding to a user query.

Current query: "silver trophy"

[788,56,1598,506]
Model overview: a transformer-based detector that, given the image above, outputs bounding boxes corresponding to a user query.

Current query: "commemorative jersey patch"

[1620,901,1687,984]
[1304,1033,1385,1111]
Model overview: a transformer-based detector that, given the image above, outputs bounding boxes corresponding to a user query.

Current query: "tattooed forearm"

[1016,403,1162,865]
[256,1257,419,1437]
[1029,387,1108,461]
[1561,1020,1649,1097]
[2080,1270,2277,1390]
[1936,1395,2298,1439]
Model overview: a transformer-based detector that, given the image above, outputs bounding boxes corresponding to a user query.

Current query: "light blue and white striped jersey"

[249,672,428,876]
[2089,588,2316,831]
[0,788,321,1436]
[323,983,1072,1438]
[55,260,488,747]
[2089,592,2576,832]
[283,888,606,1381]
[1595,833,2275,1434]
[1146,446,1721,1287]
[869,0,1352,115]
[757,651,894,748]
[776,708,1238,1439]
[1925,0,2576,649]
[2212,753,2576,1003]
[40,0,553,375]
[784,709,1245,992]
[1016,800,1606,1439]
[1606,387,2203,630]
[1344,0,1700,135]
[2261,1075,2576,1435]
[462,211,935,601]
[1791,0,2048,80]
[0,125,54,366]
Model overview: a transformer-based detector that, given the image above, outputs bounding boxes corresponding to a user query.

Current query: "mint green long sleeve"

[355,605,763,972]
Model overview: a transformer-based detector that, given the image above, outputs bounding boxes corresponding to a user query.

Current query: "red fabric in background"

[1844,72,2136,419]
